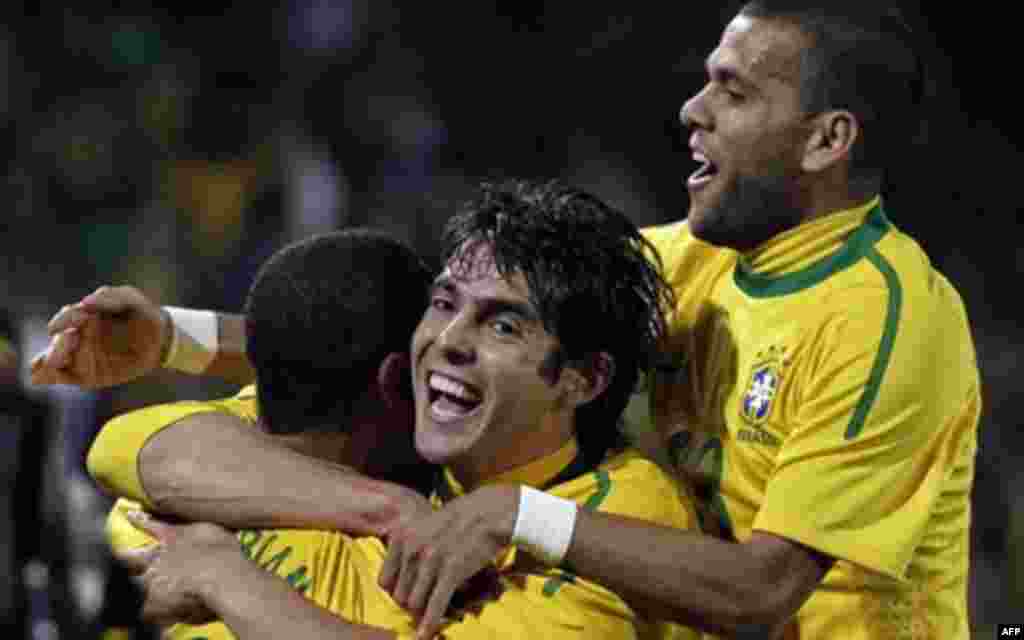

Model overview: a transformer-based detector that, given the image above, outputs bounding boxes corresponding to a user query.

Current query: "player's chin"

[686,199,720,243]
[413,419,476,465]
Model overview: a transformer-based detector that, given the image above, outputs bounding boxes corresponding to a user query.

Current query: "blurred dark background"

[0,2,1019,638]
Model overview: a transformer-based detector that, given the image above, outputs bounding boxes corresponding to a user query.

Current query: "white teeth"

[429,373,480,402]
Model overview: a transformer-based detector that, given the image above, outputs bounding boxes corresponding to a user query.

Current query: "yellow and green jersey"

[642,197,980,639]
[98,391,699,639]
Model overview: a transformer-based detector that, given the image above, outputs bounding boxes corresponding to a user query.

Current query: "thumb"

[126,510,177,543]
[80,286,146,315]
[112,543,162,575]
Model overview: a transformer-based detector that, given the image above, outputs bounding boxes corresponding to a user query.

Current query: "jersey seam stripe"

[844,247,903,440]
[541,470,613,597]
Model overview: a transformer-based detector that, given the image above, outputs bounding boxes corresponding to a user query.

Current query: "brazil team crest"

[741,347,786,426]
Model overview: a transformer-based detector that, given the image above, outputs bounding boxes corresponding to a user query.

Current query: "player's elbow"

[697,568,795,637]
[727,588,796,638]
[720,535,829,637]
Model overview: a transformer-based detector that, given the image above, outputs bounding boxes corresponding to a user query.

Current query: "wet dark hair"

[441,179,673,467]
[245,229,432,435]
[741,1,926,191]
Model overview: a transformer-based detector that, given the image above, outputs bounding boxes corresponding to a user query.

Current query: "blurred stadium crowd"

[0,2,1020,637]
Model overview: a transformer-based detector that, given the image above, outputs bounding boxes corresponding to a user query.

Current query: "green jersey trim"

[845,247,903,439]
[734,205,891,298]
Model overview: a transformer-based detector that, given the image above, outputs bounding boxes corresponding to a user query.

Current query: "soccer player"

[101,228,438,640]
[377,3,980,638]
[35,5,979,638]
[60,180,699,639]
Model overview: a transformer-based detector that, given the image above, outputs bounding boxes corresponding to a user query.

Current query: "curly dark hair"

[245,229,433,435]
[440,179,673,467]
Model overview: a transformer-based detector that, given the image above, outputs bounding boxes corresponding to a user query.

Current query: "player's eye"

[430,296,454,312]
[490,316,521,337]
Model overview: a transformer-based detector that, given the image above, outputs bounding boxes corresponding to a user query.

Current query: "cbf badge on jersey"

[741,346,786,426]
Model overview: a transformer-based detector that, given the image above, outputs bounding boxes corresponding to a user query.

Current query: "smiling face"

[410,242,579,486]
[681,13,815,250]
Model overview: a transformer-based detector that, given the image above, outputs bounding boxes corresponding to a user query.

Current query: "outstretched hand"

[30,285,169,389]
[379,484,520,640]
[114,511,240,627]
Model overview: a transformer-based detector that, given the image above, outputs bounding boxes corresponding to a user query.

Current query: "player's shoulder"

[642,219,736,285]
[554,449,686,509]
[824,215,969,331]
[184,386,260,423]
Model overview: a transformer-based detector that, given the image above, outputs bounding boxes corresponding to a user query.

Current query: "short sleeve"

[753,288,972,579]
[86,388,259,506]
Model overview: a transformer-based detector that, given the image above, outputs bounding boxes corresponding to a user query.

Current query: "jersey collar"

[734,197,891,298]
[434,438,582,503]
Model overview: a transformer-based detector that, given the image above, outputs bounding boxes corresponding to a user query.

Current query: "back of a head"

[441,179,673,467]
[741,0,926,192]
[245,229,433,435]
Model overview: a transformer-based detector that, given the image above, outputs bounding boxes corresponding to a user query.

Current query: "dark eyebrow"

[430,276,457,296]
[479,298,540,325]
[705,53,754,90]
[431,275,541,325]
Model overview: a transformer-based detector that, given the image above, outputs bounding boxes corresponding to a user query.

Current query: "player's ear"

[802,109,859,173]
[377,352,412,410]
[563,352,615,410]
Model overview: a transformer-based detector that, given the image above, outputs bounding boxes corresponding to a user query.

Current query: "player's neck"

[447,424,577,493]
[801,175,879,225]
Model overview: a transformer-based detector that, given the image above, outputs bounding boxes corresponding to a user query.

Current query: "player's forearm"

[139,413,418,536]
[198,552,396,640]
[565,511,806,636]
[200,312,257,385]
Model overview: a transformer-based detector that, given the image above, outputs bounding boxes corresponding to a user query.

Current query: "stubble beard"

[692,168,804,252]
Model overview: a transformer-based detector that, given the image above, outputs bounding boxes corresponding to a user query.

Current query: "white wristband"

[511,486,578,566]
[162,307,218,374]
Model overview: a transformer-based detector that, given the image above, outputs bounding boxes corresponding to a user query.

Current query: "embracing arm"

[87,408,427,537]
[383,483,831,640]
[564,508,832,636]
[121,516,400,640]
[201,552,397,640]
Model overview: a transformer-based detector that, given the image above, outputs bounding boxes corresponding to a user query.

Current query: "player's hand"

[30,286,169,389]
[114,511,238,627]
[379,484,519,640]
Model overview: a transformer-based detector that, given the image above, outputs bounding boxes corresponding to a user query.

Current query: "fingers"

[29,330,82,386]
[126,510,177,543]
[379,534,402,592]
[79,285,145,315]
[391,545,423,609]
[382,531,440,615]
[113,545,161,575]
[48,328,80,369]
[405,548,441,615]
[47,304,93,336]
[416,573,458,640]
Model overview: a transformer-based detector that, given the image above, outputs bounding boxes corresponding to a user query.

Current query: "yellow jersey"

[642,198,980,639]
[96,390,699,639]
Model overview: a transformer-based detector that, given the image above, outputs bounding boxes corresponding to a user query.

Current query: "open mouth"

[687,151,718,189]
[427,372,483,422]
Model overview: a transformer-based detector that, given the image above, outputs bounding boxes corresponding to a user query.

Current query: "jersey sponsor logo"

[737,427,779,446]
[238,530,313,594]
